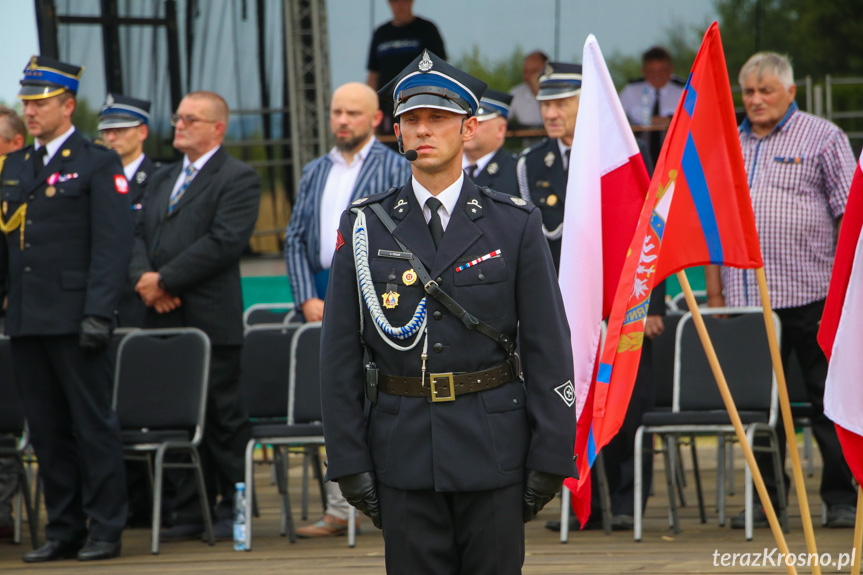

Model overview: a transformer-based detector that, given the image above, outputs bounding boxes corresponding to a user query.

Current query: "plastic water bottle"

[233,482,247,551]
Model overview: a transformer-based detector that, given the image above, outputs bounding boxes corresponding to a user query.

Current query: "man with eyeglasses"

[129,91,261,542]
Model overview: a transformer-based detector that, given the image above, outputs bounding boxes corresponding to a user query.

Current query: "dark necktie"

[426,197,444,249]
[649,89,661,165]
[32,146,47,178]
[465,164,477,179]
[563,148,571,171]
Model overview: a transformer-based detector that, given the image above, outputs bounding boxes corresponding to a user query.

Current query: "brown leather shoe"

[295,514,359,538]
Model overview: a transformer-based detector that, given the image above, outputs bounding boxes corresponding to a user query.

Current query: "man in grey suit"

[129,90,261,540]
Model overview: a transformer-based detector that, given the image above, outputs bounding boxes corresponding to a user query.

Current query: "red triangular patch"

[336,230,345,252]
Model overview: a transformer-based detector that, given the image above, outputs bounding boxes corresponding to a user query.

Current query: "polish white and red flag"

[819,149,863,486]
[558,34,651,526]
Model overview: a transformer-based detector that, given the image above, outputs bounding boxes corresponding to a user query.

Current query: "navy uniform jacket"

[320,177,576,492]
[516,138,567,270]
[129,147,261,346]
[117,154,160,327]
[0,131,131,336]
[470,147,518,197]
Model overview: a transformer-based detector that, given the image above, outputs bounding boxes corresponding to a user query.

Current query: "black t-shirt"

[367,16,446,112]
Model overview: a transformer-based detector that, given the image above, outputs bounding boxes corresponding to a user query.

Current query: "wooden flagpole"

[853,486,863,575]
[676,271,797,575]
[755,267,821,574]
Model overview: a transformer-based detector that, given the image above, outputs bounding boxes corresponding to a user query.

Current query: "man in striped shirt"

[283,82,410,536]
[706,51,857,529]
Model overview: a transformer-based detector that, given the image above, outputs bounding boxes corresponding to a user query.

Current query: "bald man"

[284,83,410,536]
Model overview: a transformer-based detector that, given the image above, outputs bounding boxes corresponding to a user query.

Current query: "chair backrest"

[243,303,296,328]
[239,324,300,419]
[674,308,779,420]
[670,290,706,312]
[0,336,25,434]
[651,312,684,409]
[113,328,211,443]
[288,322,322,425]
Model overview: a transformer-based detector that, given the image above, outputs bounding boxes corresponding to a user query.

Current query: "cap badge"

[105,93,115,107]
[418,50,433,72]
[487,162,498,175]
[544,151,555,167]
[27,56,38,70]
[543,62,554,78]
[510,197,527,206]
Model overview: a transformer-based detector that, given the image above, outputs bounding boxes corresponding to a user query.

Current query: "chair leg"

[663,435,680,534]
[634,426,645,542]
[670,437,687,508]
[244,440,255,552]
[347,505,357,548]
[595,451,613,535]
[15,461,38,549]
[310,448,327,512]
[689,438,706,524]
[716,435,726,527]
[727,436,735,496]
[301,448,310,520]
[804,426,814,477]
[152,449,165,555]
[274,448,296,542]
[189,448,215,547]
[560,487,570,544]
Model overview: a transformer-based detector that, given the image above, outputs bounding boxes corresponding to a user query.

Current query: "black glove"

[338,471,382,529]
[523,469,565,523]
[79,315,112,352]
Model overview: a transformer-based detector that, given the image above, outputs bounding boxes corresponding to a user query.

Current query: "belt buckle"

[429,372,455,402]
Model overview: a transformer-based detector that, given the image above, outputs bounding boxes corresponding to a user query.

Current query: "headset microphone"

[397,133,418,161]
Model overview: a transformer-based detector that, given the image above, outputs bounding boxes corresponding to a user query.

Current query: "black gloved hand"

[523,469,565,523]
[79,315,112,352]
[338,471,382,529]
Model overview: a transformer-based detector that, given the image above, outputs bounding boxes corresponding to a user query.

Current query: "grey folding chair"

[634,307,787,542]
[243,322,357,550]
[113,328,214,554]
[0,336,39,548]
[243,303,297,329]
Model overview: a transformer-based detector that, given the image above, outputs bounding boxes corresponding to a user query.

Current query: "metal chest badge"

[382,291,400,309]
[544,151,555,167]
[402,269,417,286]
[487,162,498,175]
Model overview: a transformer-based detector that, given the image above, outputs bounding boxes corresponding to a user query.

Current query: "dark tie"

[563,148,571,171]
[426,197,444,249]
[649,89,661,165]
[32,146,47,178]
[465,164,477,179]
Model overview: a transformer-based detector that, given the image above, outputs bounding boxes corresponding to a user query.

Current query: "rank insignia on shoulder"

[402,269,417,286]
[544,151,555,167]
[382,291,400,309]
[352,197,369,206]
[510,197,527,206]
[2,201,7,215]
[487,162,498,175]
[554,380,575,407]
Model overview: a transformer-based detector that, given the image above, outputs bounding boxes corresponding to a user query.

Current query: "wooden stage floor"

[0,442,858,574]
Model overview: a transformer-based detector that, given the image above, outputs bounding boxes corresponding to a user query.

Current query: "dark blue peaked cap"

[18,55,83,100]
[476,89,513,120]
[537,62,583,101]
[98,93,151,130]
[379,50,487,117]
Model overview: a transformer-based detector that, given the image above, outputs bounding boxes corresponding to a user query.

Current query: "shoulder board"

[89,138,112,150]
[480,187,532,211]
[351,186,399,207]
[0,155,5,177]
[670,75,687,86]
[627,77,646,84]
[519,138,551,158]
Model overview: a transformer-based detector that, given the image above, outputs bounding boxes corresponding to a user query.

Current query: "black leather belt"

[378,361,516,402]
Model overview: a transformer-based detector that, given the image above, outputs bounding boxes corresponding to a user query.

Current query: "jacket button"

[24,243,30,249]
[478,273,485,281]
[433,343,444,353]
[436,277,443,284]
[28,195,34,201]
[23,266,31,272]
[433,311,443,320]
[25,219,32,225]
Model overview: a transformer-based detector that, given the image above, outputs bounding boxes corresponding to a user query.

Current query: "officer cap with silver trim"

[476,89,513,121]
[98,93,151,130]
[380,50,487,117]
[18,55,84,100]
[536,62,583,101]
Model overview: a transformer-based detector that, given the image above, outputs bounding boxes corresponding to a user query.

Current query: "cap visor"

[98,117,144,130]
[536,86,581,101]
[18,85,67,100]
[394,94,469,117]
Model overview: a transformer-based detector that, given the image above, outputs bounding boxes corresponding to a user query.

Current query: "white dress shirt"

[412,172,464,231]
[170,145,221,200]
[34,125,76,165]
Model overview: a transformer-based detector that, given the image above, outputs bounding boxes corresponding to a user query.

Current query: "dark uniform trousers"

[11,337,127,543]
[321,179,577,574]
[469,147,519,198]
[516,138,567,270]
[0,131,131,543]
[756,299,857,508]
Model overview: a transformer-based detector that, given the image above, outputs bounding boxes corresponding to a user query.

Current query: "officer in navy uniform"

[516,62,582,271]
[0,56,130,562]
[320,50,577,575]
[463,89,518,196]
[97,93,159,329]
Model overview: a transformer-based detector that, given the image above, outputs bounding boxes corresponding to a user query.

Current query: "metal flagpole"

[755,267,821,574]
[677,270,798,575]
[853,486,862,575]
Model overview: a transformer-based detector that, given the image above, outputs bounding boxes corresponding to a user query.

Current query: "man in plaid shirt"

[706,51,858,529]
